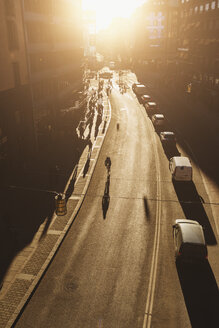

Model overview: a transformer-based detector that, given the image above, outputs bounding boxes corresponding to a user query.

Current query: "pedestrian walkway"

[0,82,111,328]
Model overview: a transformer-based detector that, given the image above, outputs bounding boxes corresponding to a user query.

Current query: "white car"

[172,219,207,263]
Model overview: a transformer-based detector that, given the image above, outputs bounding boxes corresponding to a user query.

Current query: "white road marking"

[143,126,162,328]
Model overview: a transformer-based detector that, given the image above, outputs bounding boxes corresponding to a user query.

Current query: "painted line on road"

[143,122,162,328]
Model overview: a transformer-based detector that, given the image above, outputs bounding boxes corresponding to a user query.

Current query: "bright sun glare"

[83,0,146,31]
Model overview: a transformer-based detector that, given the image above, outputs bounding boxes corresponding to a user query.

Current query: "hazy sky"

[82,0,147,31]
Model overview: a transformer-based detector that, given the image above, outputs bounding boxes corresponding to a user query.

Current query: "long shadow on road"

[173,181,217,245]
[176,260,219,328]
[102,174,110,220]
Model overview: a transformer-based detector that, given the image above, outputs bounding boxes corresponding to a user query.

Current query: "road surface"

[15,72,219,328]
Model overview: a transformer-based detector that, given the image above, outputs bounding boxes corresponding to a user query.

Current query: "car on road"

[141,94,151,104]
[132,82,141,92]
[172,219,208,263]
[133,84,148,96]
[169,156,192,181]
[152,114,165,126]
[145,101,158,115]
[160,131,176,145]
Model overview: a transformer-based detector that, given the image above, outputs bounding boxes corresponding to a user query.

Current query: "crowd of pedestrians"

[78,76,112,141]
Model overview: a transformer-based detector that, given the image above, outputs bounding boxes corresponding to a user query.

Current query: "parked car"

[134,84,148,96]
[172,219,208,263]
[152,114,165,126]
[145,101,158,115]
[169,156,192,181]
[132,82,141,92]
[160,131,176,145]
[141,94,151,104]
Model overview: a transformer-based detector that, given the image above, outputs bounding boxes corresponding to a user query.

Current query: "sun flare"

[83,0,146,31]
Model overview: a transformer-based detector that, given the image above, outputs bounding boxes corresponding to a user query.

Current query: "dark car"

[141,94,151,104]
[132,82,141,92]
[160,131,176,145]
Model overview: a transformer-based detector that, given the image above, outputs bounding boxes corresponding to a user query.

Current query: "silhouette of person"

[105,156,111,173]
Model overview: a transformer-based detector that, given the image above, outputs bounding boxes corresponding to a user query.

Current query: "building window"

[200,5,204,12]
[12,62,21,86]
[205,3,210,11]
[211,1,216,9]
[6,20,19,50]
[194,6,198,14]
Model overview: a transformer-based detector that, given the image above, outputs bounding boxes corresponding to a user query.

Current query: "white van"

[172,219,207,263]
[169,156,192,181]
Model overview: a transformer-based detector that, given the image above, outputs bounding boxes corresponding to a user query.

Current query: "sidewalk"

[0,81,111,328]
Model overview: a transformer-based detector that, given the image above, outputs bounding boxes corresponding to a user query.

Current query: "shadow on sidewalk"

[0,132,91,286]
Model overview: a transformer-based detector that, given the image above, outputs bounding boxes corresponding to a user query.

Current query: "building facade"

[22,0,83,148]
[131,0,178,66]
[0,0,34,172]
[177,0,219,108]
[0,0,83,174]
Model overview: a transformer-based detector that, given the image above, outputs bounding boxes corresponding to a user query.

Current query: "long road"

[15,71,219,328]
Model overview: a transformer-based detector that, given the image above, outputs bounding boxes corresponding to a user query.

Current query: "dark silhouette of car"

[160,131,176,145]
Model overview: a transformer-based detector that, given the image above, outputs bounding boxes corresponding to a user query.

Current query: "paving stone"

[0,279,31,328]
[22,234,59,276]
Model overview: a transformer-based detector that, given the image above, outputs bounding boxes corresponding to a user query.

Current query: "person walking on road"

[105,156,111,174]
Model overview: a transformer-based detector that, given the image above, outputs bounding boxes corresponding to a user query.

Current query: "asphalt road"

[14,73,219,328]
